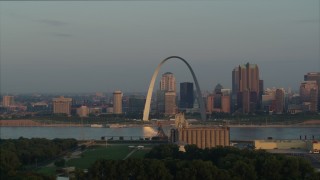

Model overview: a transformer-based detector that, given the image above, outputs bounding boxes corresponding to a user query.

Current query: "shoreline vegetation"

[0,119,320,128]
[2,139,319,179]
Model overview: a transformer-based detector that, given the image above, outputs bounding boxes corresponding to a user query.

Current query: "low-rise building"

[77,106,89,117]
[255,139,320,153]
[171,113,230,149]
[254,140,307,150]
[307,140,320,153]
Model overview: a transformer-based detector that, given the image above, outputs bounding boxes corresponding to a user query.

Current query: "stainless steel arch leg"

[143,56,206,121]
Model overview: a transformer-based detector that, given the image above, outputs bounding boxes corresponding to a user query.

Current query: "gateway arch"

[143,56,206,121]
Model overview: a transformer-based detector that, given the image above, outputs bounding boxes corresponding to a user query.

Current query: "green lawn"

[67,145,135,169]
[129,149,149,158]
[36,166,57,176]
[36,145,152,175]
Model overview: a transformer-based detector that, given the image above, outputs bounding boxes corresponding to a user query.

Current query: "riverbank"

[0,120,84,127]
[1,119,320,128]
[0,119,151,128]
[227,124,320,128]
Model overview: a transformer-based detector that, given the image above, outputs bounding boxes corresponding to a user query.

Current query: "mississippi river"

[0,126,319,141]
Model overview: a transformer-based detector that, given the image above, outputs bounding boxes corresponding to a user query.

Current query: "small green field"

[36,166,57,176]
[129,149,150,159]
[66,145,151,169]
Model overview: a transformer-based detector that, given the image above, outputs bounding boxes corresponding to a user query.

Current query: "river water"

[0,126,319,141]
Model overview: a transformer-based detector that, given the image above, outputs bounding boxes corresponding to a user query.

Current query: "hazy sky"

[0,0,319,93]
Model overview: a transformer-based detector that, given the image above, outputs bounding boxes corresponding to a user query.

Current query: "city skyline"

[0,1,319,93]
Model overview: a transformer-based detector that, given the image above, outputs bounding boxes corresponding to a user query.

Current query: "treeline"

[76,144,320,180]
[0,137,77,179]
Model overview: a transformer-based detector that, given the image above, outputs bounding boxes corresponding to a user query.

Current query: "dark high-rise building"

[232,63,262,113]
[180,82,194,109]
[304,72,320,111]
[213,84,223,109]
[128,95,146,114]
[259,80,264,109]
[304,72,320,82]
[275,89,285,114]
[156,90,165,114]
[300,81,318,112]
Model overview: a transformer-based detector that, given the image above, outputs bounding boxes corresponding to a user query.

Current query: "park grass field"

[129,148,151,159]
[36,166,57,176]
[66,145,151,169]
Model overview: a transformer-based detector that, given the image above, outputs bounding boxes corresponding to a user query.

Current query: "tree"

[145,144,179,159]
[260,156,282,179]
[54,159,65,167]
[231,160,257,180]
[0,149,21,178]
[143,159,173,180]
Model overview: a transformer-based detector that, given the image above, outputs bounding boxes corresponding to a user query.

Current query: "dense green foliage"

[76,144,320,180]
[0,138,77,179]
[54,158,66,167]
[66,145,133,169]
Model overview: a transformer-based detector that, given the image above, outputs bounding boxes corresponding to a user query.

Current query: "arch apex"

[143,56,206,121]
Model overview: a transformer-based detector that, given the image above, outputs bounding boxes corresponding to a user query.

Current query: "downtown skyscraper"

[304,72,320,112]
[179,82,194,109]
[160,72,176,92]
[157,72,177,116]
[113,90,123,114]
[232,63,263,113]
[300,81,318,112]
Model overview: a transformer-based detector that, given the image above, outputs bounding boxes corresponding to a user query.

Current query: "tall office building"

[304,72,320,111]
[275,89,285,114]
[156,90,166,114]
[207,84,231,114]
[221,96,231,113]
[128,95,146,114]
[53,96,72,116]
[206,95,214,113]
[180,82,194,109]
[158,72,177,116]
[304,72,320,83]
[113,91,123,114]
[300,81,318,112]
[214,84,223,109]
[232,63,262,113]
[165,91,176,115]
[160,72,176,92]
[2,95,14,107]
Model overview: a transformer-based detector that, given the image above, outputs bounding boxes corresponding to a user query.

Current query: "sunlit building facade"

[165,91,176,115]
[158,72,177,116]
[171,126,230,149]
[53,96,72,116]
[2,95,14,107]
[232,63,262,113]
[160,72,176,92]
[113,91,123,114]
